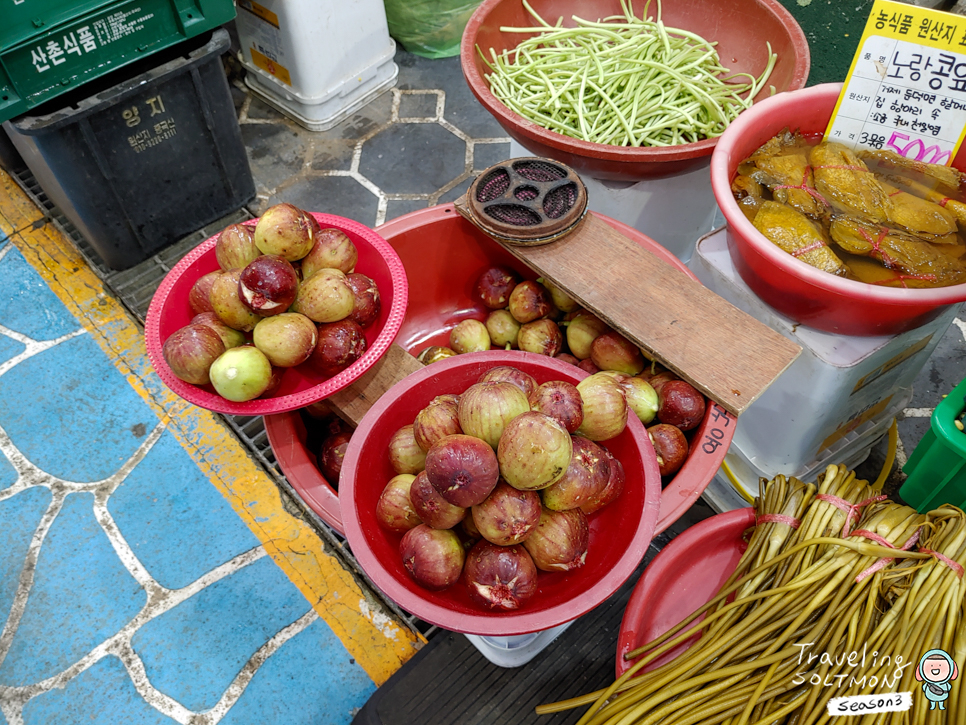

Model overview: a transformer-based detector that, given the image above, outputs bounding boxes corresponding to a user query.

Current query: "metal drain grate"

[9,167,436,642]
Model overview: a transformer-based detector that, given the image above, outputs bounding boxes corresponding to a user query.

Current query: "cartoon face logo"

[916,649,959,711]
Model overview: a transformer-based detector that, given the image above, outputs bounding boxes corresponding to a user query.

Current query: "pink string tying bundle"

[790,240,827,259]
[772,166,830,209]
[814,493,888,538]
[852,528,921,583]
[755,514,801,529]
[920,548,965,579]
[854,226,938,288]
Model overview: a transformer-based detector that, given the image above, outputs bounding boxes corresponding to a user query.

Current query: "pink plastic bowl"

[145,213,408,416]
[461,0,810,181]
[616,507,754,677]
[339,350,662,635]
[711,83,966,336]
[265,205,736,538]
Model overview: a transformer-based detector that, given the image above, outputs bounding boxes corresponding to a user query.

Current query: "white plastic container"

[463,621,573,668]
[701,414,911,513]
[508,138,721,263]
[234,0,398,131]
[689,227,961,507]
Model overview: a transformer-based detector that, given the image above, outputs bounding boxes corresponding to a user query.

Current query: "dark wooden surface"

[327,343,424,427]
[493,214,803,416]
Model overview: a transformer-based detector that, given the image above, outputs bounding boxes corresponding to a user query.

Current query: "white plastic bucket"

[234,0,398,131]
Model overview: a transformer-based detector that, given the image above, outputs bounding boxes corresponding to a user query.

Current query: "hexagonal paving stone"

[240,124,307,193]
[360,123,466,195]
[331,91,393,142]
[398,93,439,119]
[394,53,508,139]
[438,176,472,204]
[267,175,380,227]
[308,138,356,172]
[385,200,429,221]
[473,142,511,172]
[444,83,510,140]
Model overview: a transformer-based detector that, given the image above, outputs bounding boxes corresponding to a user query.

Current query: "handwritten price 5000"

[883,131,951,164]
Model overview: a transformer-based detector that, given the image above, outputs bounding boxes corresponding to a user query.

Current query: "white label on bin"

[92,9,156,46]
[825,0,966,164]
[236,1,286,64]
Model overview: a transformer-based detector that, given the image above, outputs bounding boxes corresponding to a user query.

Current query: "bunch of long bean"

[535,464,966,725]
[480,0,777,147]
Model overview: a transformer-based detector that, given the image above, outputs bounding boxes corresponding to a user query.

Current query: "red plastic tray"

[144,213,408,415]
[616,507,754,677]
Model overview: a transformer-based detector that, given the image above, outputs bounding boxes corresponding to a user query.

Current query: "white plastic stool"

[234,0,398,131]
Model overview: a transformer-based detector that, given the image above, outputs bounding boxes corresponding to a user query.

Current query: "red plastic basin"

[461,0,810,181]
[711,83,966,336]
[265,205,736,537]
[340,350,662,635]
[145,213,408,415]
[616,507,754,678]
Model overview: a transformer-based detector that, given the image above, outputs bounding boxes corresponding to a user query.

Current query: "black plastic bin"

[3,29,254,270]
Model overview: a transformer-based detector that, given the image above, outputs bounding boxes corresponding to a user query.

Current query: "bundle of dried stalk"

[537,464,964,725]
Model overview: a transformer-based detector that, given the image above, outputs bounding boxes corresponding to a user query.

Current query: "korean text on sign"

[31,27,96,72]
[825,0,966,166]
[123,95,177,154]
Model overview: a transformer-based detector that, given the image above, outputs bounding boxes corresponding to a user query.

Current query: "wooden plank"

[327,344,424,427]
[495,214,802,416]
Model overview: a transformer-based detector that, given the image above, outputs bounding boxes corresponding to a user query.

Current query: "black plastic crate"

[3,29,254,270]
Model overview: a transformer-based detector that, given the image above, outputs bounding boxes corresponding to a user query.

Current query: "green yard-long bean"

[480,0,776,147]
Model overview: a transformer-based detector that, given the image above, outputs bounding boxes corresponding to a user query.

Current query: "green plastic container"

[0,0,235,124]
[900,376,966,512]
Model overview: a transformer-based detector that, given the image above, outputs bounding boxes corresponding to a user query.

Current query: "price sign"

[825,0,966,165]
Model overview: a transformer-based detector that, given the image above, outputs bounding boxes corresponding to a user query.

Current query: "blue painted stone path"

[0,234,376,724]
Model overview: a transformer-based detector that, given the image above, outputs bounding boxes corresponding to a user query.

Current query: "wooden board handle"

[327,344,424,428]
[494,214,802,416]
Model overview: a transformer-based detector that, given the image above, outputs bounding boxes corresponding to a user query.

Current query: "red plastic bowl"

[340,350,662,635]
[711,83,966,336]
[145,213,408,415]
[616,507,754,677]
[265,205,735,537]
[461,0,810,181]
[264,411,346,533]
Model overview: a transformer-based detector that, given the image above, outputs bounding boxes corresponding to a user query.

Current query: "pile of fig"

[162,203,382,403]
[301,401,353,487]
[416,267,707,477]
[375,364,633,611]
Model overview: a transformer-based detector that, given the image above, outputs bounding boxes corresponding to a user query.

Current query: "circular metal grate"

[513,159,567,182]
[485,204,543,226]
[462,157,588,245]
[476,168,511,202]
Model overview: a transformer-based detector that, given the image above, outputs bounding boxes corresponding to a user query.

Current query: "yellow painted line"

[0,170,422,685]
[0,170,45,238]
